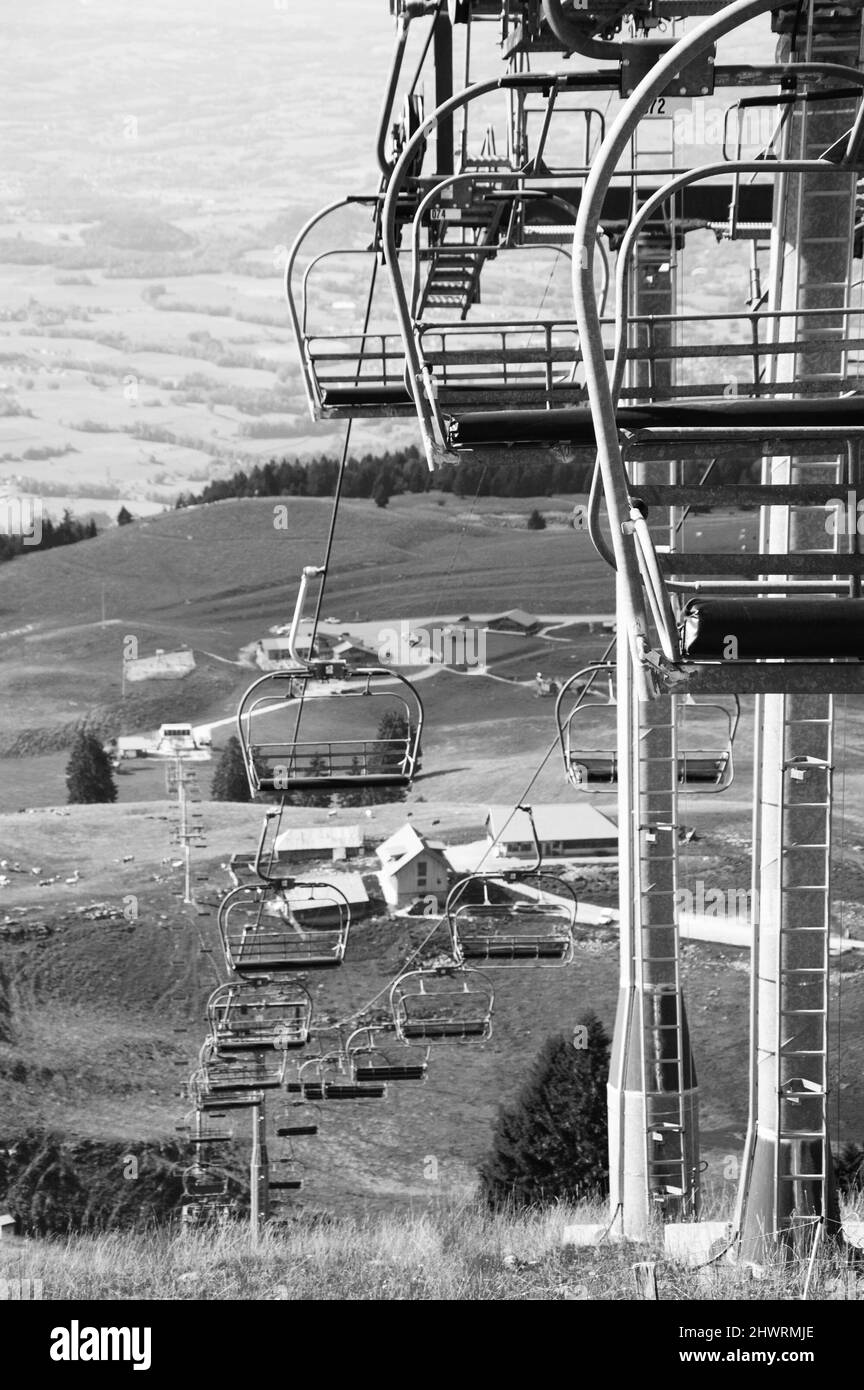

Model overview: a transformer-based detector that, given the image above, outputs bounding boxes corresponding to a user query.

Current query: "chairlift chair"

[180,1197,233,1229]
[182,1163,230,1200]
[188,1068,265,1112]
[446,872,577,965]
[390,965,494,1042]
[277,1098,320,1138]
[217,880,351,974]
[181,1110,234,1146]
[237,565,423,798]
[206,979,313,1052]
[298,1053,388,1101]
[237,662,424,798]
[196,1038,289,1094]
[346,1023,430,1082]
[556,665,740,793]
[447,802,576,965]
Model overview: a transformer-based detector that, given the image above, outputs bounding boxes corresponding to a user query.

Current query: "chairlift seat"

[447,396,864,450]
[401,1018,489,1039]
[459,936,571,961]
[354,1063,428,1082]
[254,769,411,793]
[323,1082,387,1099]
[319,384,415,411]
[682,598,864,662]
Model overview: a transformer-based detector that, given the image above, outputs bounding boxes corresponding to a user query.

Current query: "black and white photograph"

[0,0,863,1339]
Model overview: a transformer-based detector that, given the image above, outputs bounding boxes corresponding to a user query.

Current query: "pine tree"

[292,753,333,808]
[372,471,392,509]
[117,505,134,526]
[526,508,546,530]
[65,729,117,804]
[210,735,252,802]
[368,709,418,802]
[478,1014,611,1210]
[336,755,377,807]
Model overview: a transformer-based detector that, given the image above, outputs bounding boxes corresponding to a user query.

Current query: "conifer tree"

[478,1014,611,1209]
[210,735,252,802]
[65,729,117,804]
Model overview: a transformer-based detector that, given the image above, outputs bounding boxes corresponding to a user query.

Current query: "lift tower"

[609,225,701,1240]
[736,4,863,1261]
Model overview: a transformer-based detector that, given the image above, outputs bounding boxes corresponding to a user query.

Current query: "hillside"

[0,492,620,806]
[1,801,863,1222]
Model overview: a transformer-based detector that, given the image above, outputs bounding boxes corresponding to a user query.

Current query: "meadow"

[2,1197,862,1301]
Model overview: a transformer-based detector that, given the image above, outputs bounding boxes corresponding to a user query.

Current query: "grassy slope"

[0,494,614,802]
[4,1200,863,1301]
[2,802,863,1220]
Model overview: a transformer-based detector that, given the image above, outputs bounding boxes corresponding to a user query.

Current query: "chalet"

[376,823,451,908]
[486,608,542,636]
[255,633,334,671]
[485,803,618,860]
[332,639,377,667]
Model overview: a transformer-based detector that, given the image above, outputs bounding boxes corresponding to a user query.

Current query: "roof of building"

[486,803,618,845]
[286,872,369,907]
[274,825,363,853]
[488,608,541,630]
[377,822,449,875]
[333,639,374,657]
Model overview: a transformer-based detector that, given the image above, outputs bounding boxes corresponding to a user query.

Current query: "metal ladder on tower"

[765,10,863,1242]
[770,742,833,1240]
[635,698,697,1217]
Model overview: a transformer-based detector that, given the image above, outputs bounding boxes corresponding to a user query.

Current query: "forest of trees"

[174,443,766,510]
[173,444,607,507]
[0,508,98,565]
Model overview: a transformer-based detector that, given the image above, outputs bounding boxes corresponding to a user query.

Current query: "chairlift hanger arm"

[572,0,839,689]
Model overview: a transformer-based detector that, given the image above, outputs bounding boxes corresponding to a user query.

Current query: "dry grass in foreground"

[1,1198,862,1301]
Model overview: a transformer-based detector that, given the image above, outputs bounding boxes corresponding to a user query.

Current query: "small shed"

[273,825,364,862]
[485,803,618,860]
[0,1214,16,1240]
[287,873,371,924]
[486,608,542,636]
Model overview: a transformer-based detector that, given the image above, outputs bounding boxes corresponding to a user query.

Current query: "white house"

[485,804,618,860]
[376,823,451,908]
